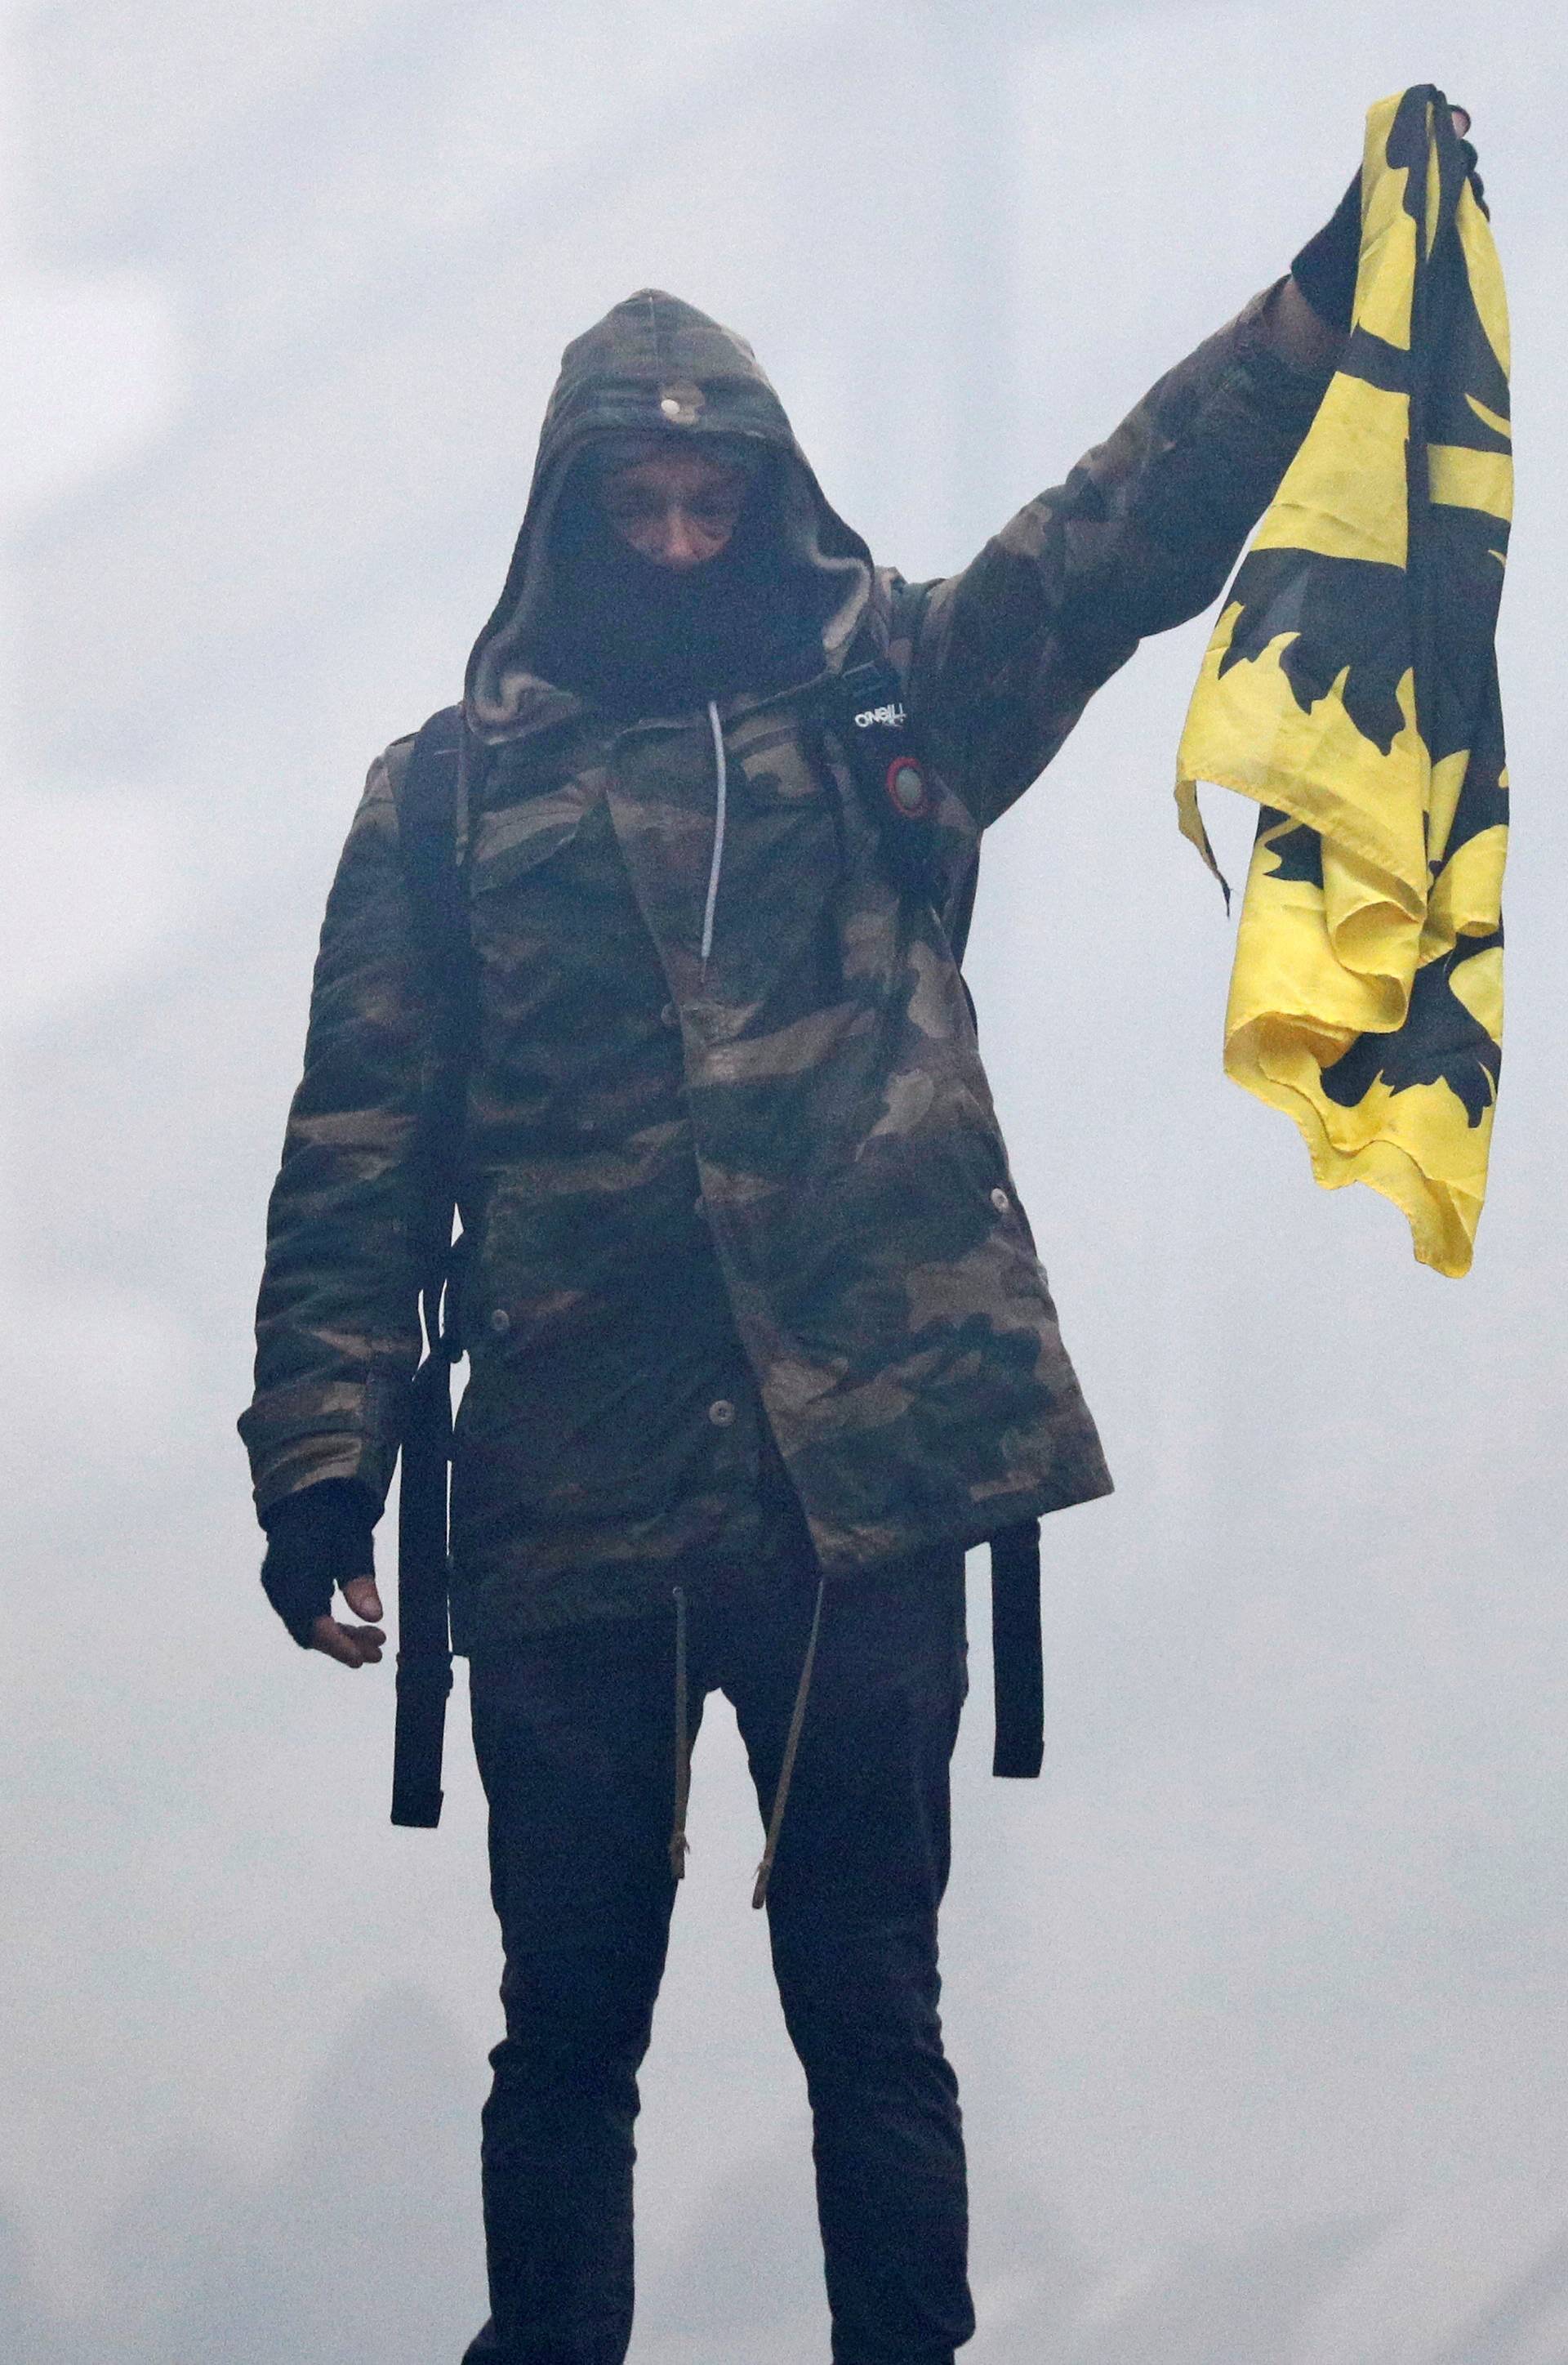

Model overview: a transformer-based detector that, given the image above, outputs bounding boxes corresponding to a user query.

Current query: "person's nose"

[657,505,707,567]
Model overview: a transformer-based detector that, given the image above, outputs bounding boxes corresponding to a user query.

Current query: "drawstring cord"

[668,1573,827,1906]
[700,700,727,973]
[670,1585,692,1881]
[752,1577,825,1912]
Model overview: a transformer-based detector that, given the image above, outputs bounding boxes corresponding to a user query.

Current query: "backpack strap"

[823,575,944,904]
[397,703,474,1146]
[386,704,469,1829]
[853,587,1042,1778]
[989,1523,1045,1778]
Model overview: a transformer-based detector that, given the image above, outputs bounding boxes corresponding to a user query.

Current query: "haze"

[2,3,1565,2358]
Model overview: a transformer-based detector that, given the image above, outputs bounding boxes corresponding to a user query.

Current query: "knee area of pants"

[795,2026,952,2095]
[487,2030,644,2108]
[491,1995,653,2081]
[500,1951,658,2035]
[771,1925,941,2010]
[775,1982,946,2073]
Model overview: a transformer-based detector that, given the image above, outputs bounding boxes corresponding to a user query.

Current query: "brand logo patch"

[854,701,907,730]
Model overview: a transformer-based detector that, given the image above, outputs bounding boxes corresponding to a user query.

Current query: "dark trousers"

[461,1551,974,2365]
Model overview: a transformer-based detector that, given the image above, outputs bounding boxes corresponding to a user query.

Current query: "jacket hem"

[815,1462,1116,1582]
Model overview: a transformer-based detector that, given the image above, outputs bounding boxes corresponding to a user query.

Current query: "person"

[240,125,1468,2363]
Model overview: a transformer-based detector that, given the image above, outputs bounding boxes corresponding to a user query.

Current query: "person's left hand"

[1280,101,1479,368]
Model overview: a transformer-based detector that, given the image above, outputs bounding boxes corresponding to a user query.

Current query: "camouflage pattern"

[241,286,1331,1640]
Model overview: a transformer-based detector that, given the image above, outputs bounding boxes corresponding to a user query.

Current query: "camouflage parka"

[240,287,1330,1643]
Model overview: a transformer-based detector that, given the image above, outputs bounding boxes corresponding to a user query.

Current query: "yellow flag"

[1176,87,1510,1276]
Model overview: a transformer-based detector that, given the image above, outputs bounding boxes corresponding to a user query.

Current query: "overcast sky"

[2,3,1566,2358]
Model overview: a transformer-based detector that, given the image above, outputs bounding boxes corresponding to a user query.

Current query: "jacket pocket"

[729,710,833,809]
[466,782,589,895]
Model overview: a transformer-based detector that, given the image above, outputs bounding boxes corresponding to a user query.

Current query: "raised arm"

[911,101,1486,835]
[910,275,1339,832]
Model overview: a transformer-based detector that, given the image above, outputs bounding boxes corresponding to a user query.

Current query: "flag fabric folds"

[1176,87,1510,1278]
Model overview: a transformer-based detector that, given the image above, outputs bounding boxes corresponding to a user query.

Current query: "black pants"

[461,1551,974,2365]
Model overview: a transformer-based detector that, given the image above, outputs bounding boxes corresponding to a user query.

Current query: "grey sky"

[2,2,1565,2356]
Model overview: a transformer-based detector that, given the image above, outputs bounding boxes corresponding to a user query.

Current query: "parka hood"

[465,289,874,736]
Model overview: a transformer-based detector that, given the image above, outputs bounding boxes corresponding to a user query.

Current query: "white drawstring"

[700,699,727,971]
[752,1577,826,1911]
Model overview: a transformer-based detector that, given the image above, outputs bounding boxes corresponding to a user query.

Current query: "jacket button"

[707,1398,736,1427]
[489,1307,511,1335]
[990,1187,1010,1215]
[661,1002,679,1029]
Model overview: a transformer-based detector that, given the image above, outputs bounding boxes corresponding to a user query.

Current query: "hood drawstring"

[670,1584,692,1881]
[700,700,727,975]
[752,1576,825,1911]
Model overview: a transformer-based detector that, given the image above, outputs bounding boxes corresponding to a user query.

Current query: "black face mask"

[527,455,826,718]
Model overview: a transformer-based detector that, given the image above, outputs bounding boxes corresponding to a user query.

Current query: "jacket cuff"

[1290,172,1362,333]
[1235,279,1340,412]
[260,1479,377,1647]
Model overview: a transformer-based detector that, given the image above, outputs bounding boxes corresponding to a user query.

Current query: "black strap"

[989,1522,1045,1778]
[827,578,961,917]
[396,703,472,1082]
[872,587,1040,1777]
[390,1341,456,1827]
[388,705,469,1829]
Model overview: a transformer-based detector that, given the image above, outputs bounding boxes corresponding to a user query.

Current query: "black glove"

[1291,127,1483,334]
[260,1479,376,1647]
[1290,172,1362,334]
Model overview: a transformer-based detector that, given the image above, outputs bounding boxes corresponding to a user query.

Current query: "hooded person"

[243,261,1347,2365]
[469,297,872,722]
[497,431,823,717]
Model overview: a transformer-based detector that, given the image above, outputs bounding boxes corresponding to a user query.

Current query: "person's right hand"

[310,1576,386,1668]
[259,1479,381,1653]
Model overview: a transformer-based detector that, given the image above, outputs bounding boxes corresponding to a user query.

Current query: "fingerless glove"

[1292,136,1483,334]
[260,1479,376,1647]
